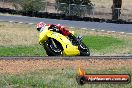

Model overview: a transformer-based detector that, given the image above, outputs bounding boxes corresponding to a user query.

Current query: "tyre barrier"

[0,7,132,24]
[0,8,16,14]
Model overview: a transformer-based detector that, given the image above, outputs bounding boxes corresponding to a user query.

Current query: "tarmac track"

[0,56,132,60]
[0,15,132,33]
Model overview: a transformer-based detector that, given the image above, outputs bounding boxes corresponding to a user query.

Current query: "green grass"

[0,45,46,56]
[0,35,125,56]
[83,35,124,50]
[0,22,131,56]
[0,68,131,88]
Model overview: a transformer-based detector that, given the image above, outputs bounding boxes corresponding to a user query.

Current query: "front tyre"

[79,42,90,56]
[44,39,63,56]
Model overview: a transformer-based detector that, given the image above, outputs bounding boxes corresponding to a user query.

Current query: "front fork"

[50,38,57,48]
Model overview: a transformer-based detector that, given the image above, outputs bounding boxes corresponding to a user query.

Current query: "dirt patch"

[0,1,14,9]
[0,59,132,74]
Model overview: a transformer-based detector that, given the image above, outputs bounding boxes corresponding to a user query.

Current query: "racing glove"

[49,24,59,32]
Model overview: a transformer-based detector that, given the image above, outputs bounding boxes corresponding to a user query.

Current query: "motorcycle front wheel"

[44,38,63,56]
[79,42,90,56]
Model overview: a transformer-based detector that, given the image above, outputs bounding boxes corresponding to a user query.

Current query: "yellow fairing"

[47,33,80,56]
[39,26,80,56]
[39,26,49,45]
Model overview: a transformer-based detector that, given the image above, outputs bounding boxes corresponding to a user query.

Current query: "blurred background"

[0,0,131,22]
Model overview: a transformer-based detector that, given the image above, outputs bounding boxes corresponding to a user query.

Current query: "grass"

[83,35,123,50]
[0,22,38,46]
[0,22,132,56]
[0,45,45,56]
[0,35,125,56]
[0,67,131,88]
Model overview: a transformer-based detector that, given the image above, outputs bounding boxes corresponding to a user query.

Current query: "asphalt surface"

[0,15,132,33]
[0,56,132,60]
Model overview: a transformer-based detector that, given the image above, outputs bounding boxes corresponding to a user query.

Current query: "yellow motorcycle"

[39,26,90,56]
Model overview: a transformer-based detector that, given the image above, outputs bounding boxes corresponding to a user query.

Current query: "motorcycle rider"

[36,22,82,45]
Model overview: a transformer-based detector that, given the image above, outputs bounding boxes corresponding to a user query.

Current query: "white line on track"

[111,31,116,33]
[119,32,125,34]
[126,33,132,35]
[101,30,105,32]
[81,28,87,30]
[107,31,112,33]
[9,21,14,23]
[70,27,75,29]
[3,20,132,36]
[18,22,23,24]
[28,23,34,25]
[91,29,95,31]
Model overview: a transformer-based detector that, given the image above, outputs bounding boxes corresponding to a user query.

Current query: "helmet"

[36,22,46,31]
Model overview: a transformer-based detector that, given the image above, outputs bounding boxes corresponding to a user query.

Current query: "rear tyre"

[79,42,90,56]
[44,39,63,56]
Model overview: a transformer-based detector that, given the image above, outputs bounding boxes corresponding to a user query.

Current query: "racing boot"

[68,34,83,46]
[76,36,83,43]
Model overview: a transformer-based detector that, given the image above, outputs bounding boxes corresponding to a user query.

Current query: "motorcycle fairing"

[47,32,80,56]
[39,26,49,45]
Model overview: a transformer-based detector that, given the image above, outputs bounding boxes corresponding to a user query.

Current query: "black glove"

[49,24,59,32]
